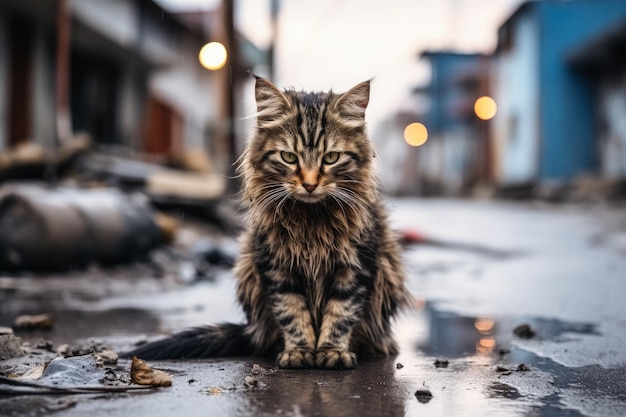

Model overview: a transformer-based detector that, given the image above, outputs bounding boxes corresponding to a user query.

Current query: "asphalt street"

[1,198,625,416]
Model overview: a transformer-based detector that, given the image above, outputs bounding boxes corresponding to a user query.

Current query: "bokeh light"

[474,318,495,334]
[474,96,497,120]
[404,122,428,147]
[198,42,227,70]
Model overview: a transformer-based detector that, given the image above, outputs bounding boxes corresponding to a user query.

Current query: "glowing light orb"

[474,96,497,120]
[199,42,227,71]
[403,122,428,147]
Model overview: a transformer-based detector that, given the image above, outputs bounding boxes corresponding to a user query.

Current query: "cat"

[124,76,410,369]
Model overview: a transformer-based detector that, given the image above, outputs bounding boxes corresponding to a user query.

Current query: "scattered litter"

[244,375,264,388]
[496,366,512,376]
[251,363,265,375]
[434,359,449,368]
[35,339,55,352]
[13,314,54,331]
[396,363,404,369]
[0,355,156,395]
[0,327,24,359]
[19,365,46,380]
[130,356,172,387]
[513,324,536,339]
[496,364,530,376]
[95,350,118,367]
[414,388,433,404]
[205,386,224,395]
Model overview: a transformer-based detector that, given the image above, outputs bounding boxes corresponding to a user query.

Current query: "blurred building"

[568,17,626,181]
[0,0,266,175]
[372,111,422,196]
[412,51,491,195]
[491,0,626,187]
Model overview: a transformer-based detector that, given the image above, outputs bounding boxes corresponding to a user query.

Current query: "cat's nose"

[302,183,318,193]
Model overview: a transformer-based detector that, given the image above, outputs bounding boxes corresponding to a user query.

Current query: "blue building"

[492,0,626,185]
[414,51,491,194]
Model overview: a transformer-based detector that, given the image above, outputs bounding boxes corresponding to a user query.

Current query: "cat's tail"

[120,323,256,360]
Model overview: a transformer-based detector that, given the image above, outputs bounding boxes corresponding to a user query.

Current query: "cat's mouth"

[293,192,326,204]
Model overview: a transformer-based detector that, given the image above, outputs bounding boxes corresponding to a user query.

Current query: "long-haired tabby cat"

[125,76,409,369]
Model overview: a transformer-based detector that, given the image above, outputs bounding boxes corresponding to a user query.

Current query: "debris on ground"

[0,354,156,396]
[0,327,23,359]
[13,314,55,330]
[513,323,536,339]
[243,363,270,388]
[498,348,511,356]
[496,366,512,376]
[414,388,433,404]
[130,356,172,387]
[204,386,224,395]
[95,350,118,367]
[396,362,404,369]
[0,186,164,272]
[434,358,449,368]
[496,363,531,376]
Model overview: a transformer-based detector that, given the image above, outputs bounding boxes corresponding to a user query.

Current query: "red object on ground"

[399,228,427,244]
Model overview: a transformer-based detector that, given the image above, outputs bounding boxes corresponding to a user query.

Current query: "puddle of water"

[393,303,626,416]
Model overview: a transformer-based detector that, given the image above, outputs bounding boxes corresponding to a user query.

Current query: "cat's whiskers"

[329,194,349,220]
[333,187,368,215]
[255,187,289,214]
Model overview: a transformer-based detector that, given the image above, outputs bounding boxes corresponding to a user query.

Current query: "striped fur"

[124,77,409,369]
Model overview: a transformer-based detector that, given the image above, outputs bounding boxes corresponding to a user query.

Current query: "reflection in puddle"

[409,303,600,361]
[393,304,598,416]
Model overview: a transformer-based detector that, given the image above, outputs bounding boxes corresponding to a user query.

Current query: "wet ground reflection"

[0,272,618,417]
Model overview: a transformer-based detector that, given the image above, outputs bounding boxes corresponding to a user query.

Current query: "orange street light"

[199,42,227,70]
[474,96,497,120]
[404,122,428,147]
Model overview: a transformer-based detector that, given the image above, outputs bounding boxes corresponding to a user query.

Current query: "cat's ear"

[254,76,291,129]
[334,80,370,127]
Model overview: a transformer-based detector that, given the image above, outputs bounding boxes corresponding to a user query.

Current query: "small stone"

[244,375,258,387]
[396,363,404,369]
[434,358,449,368]
[414,389,433,404]
[0,327,24,359]
[517,363,530,372]
[95,350,118,366]
[513,324,536,339]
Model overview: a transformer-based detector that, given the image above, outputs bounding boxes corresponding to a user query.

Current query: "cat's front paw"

[315,349,357,370]
[276,348,315,369]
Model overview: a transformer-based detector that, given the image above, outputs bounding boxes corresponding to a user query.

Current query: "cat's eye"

[280,151,298,164]
[322,152,340,164]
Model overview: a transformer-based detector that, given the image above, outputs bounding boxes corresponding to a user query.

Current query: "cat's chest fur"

[261,211,361,279]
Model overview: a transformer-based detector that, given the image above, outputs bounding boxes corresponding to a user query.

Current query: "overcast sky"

[156,0,523,127]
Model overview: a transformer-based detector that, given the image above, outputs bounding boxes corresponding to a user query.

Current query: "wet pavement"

[1,198,626,416]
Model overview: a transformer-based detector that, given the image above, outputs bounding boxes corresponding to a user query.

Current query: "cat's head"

[241,76,378,211]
